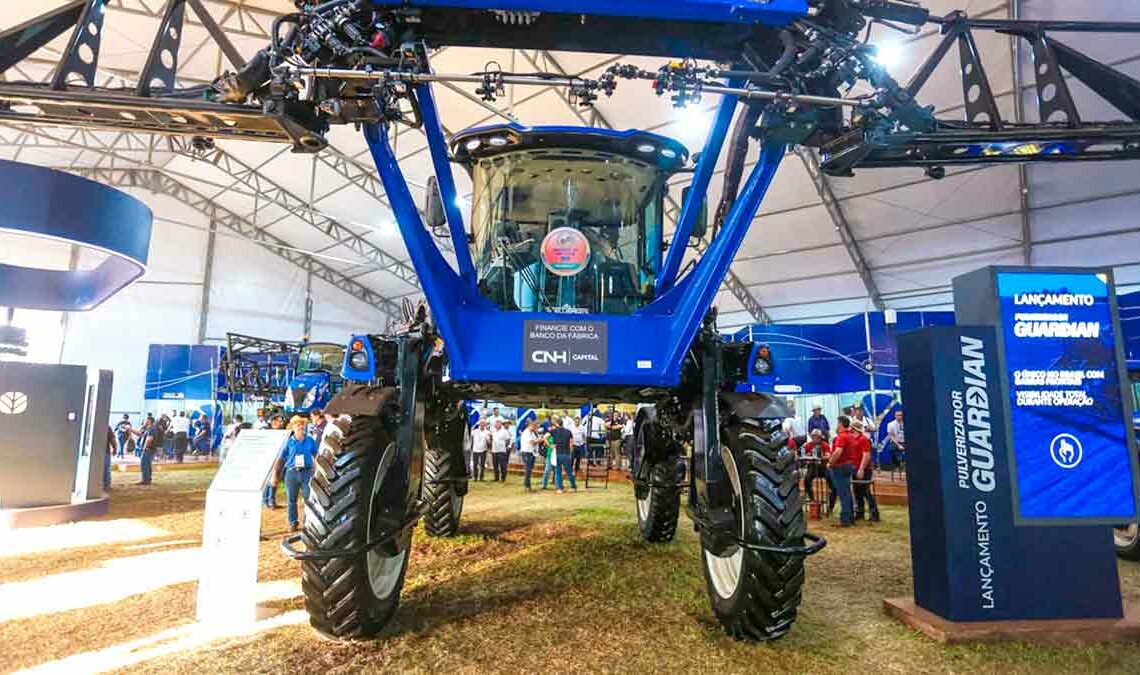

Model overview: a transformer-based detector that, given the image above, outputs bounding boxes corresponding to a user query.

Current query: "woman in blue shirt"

[277,415,319,531]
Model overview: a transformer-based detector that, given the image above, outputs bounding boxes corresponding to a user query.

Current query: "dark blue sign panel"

[900,326,1122,622]
[995,271,1139,523]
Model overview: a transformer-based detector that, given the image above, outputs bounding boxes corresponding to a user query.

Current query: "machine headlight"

[285,388,296,410]
[302,387,318,409]
[349,351,369,371]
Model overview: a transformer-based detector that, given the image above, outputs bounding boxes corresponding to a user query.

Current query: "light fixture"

[660,147,678,159]
[872,41,904,69]
[488,136,509,146]
[636,143,656,153]
[464,139,481,151]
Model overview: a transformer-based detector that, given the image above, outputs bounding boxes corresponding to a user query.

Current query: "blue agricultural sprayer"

[5,0,1140,641]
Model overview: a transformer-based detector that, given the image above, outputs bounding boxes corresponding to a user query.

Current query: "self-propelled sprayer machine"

[5,0,1140,642]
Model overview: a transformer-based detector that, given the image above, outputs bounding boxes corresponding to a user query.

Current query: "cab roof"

[450,124,690,173]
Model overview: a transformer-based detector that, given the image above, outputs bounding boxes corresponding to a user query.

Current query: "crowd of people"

[467,407,637,493]
[785,401,906,527]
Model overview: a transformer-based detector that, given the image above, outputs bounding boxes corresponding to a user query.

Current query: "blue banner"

[996,271,1139,522]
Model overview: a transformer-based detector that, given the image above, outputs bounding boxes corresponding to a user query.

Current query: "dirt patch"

[3,469,1140,674]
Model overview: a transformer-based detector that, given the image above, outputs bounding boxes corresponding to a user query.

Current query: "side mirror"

[424,176,446,230]
[681,184,709,244]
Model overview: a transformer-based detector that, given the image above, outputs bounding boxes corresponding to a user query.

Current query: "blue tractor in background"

[9,0,1140,644]
[285,342,347,414]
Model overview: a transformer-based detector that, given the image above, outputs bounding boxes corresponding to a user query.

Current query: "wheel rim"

[703,444,745,600]
[366,442,407,599]
[635,417,650,523]
[367,546,407,599]
[1115,524,1139,549]
[705,548,744,599]
[637,490,650,522]
[452,491,464,523]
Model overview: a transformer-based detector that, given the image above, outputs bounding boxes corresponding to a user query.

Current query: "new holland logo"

[0,391,28,415]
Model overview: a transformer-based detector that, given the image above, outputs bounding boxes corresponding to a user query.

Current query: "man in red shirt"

[827,415,861,526]
[850,418,881,522]
[800,429,834,508]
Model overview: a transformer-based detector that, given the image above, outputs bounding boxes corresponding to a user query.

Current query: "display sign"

[995,271,1140,523]
[899,325,1123,622]
[522,319,608,374]
[196,429,288,626]
[540,227,591,277]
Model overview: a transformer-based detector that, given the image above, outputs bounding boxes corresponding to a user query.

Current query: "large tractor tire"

[636,454,684,543]
[700,418,805,641]
[301,414,412,639]
[1116,524,1140,560]
[421,421,467,537]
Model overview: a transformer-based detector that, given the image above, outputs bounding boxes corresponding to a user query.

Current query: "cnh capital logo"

[531,350,568,365]
[0,391,29,415]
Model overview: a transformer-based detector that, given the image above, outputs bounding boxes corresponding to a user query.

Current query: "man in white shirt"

[519,420,540,492]
[569,416,587,474]
[220,414,244,465]
[781,399,806,443]
[255,412,269,430]
[885,409,905,467]
[585,412,606,459]
[850,405,873,442]
[491,420,512,482]
[471,420,491,481]
[169,411,191,463]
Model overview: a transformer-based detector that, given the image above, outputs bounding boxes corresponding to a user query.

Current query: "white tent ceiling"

[3,0,1140,335]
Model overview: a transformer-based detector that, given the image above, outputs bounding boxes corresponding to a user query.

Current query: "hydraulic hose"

[711,103,764,239]
[768,29,797,77]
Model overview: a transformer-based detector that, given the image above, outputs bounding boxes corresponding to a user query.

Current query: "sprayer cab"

[441,125,691,316]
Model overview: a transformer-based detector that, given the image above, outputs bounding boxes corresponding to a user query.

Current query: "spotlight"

[873,41,904,69]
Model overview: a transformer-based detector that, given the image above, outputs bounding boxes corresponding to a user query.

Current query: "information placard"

[196,429,287,625]
[995,270,1140,523]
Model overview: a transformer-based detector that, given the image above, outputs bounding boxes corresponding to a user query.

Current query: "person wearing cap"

[851,417,881,522]
[276,415,319,531]
[800,429,834,509]
[806,404,830,440]
[827,415,862,526]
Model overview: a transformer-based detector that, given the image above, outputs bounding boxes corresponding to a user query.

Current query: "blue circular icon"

[1049,433,1083,470]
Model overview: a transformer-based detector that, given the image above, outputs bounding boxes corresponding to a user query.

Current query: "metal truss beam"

[795,146,885,311]
[0,124,421,296]
[517,50,771,325]
[67,167,401,321]
[168,138,424,290]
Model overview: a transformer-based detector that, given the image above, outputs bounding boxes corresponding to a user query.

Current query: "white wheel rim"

[705,547,744,599]
[1115,524,1139,549]
[367,546,406,599]
[637,490,650,521]
[366,442,406,599]
[703,444,746,600]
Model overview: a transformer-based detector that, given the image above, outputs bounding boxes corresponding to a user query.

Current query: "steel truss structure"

[3,0,1140,328]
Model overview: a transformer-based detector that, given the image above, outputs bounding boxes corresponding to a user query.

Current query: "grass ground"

[2,468,1140,674]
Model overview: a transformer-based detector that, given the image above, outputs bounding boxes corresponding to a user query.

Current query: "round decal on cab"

[540,227,591,277]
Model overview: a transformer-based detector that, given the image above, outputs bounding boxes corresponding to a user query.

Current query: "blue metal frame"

[362,86,785,388]
[417,82,477,289]
[369,0,809,26]
[656,88,739,296]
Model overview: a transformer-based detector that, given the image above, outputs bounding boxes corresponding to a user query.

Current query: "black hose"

[711,104,763,239]
[768,29,797,77]
[271,13,301,55]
